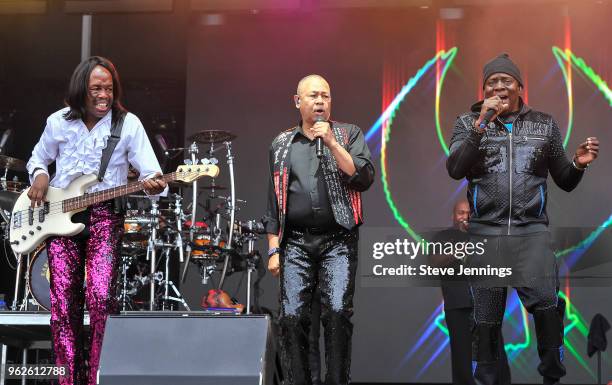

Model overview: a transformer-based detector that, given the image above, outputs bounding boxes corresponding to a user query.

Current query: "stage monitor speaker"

[98,313,275,385]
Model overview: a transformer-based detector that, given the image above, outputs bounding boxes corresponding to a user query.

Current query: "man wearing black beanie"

[446,53,600,385]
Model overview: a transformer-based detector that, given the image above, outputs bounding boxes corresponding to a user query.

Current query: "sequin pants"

[279,227,358,385]
[47,203,123,385]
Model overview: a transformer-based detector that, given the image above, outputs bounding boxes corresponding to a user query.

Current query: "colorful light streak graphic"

[369,44,611,378]
[552,47,612,108]
[368,47,457,242]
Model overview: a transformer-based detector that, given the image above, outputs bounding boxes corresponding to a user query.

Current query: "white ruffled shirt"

[27,107,163,193]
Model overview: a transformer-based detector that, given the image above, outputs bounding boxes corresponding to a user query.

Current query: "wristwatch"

[268,247,281,257]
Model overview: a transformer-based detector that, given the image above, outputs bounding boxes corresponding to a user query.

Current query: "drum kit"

[0,130,265,315]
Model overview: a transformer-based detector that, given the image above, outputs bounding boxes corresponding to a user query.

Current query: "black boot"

[533,308,566,384]
[472,323,502,385]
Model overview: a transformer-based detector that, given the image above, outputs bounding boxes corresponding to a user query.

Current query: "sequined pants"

[47,203,123,385]
[279,227,358,385]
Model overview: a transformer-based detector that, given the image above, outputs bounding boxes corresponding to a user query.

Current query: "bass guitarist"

[25,56,166,385]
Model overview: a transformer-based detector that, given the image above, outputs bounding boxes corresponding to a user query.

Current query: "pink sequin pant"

[47,203,123,385]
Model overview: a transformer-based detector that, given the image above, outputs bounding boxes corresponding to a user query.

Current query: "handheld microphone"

[314,116,325,158]
[0,129,11,154]
[479,109,496,130]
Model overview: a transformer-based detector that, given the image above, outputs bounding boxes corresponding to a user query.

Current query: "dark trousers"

[471,287,565,385]
[469,232,565,385]
[445,307,511,385]
[279,227,358,385]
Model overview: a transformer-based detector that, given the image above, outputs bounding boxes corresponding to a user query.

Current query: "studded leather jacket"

[446,99,584,235]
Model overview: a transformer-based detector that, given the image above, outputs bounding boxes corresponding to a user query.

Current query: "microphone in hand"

[479,109,496,130]
[314,116,325,158]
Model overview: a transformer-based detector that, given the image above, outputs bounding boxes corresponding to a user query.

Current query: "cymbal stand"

[218,141,236,290]
[206,143,220,198]
[179,142,199,284]
[189,141,199,243]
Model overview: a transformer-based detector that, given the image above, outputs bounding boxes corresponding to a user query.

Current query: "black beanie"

[483,53,523,88]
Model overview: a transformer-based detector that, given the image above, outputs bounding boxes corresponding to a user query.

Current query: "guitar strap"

[98,112,126,215]
[98,112,126,182]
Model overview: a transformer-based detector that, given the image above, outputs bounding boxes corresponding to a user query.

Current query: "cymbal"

[187,130,236,144]
[0,155,26,172]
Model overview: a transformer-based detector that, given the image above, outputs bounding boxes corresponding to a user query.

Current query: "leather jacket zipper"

[500,105,525,235]
[508,130,513,235]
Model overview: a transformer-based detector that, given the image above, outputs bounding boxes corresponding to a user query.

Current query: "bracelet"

[572,158,588,170]
[471,121,486,135]
[268,247,281,257]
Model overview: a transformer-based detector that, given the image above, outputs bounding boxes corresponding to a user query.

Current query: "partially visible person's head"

[482,53,523,114]
[453,199,470,232]
[64,56,126,124]
[294,74,331,126]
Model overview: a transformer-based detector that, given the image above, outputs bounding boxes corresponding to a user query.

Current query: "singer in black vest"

[446,53,600,385]
[263,75,374,385]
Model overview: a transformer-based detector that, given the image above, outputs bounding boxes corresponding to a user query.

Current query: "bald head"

[294,74,332,124]
[453,198,470,232]
[296,74,330,96]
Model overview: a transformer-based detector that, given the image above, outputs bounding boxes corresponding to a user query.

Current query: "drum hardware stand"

[199,263,216,285]
[2,209,35,311]
[146,200,160,311]
[155,228,191,311]
[0,210,20,311]
[11,253,24,311]
[243,221,261,315]
[118,255,135,311]
[180,142,200,284]
[143,193,191,311]
[218,141,236,290]
[188,142,199,242]
[173,193,185,264]
[212,212,222,247]
[18,253,34,311]
[245,254,260,315]
[159,244,191,311]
